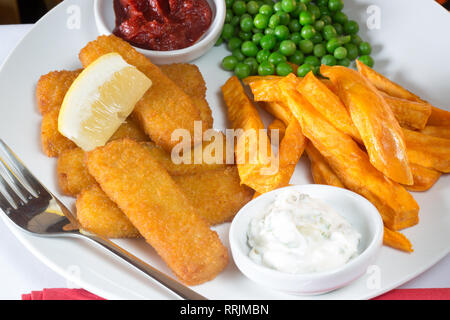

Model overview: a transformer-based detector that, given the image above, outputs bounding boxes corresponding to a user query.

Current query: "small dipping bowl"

[93,0,225,64]
[229,184,384,295]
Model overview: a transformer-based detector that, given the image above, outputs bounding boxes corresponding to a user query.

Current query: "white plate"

[0,0,449,300]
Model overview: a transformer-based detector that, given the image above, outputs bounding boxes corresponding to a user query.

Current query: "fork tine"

[0,140,47,196]
[0,172,24,208]
[0,191,13,213]
[0,159,34,202]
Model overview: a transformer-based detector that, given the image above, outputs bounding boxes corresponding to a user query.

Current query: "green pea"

[326,38,341,53]
[222,55,238,71]
[258,61,275,75]
[323,25,337,41]
[344,43,359,60]
[301,25,316,40]
[312,65,320,75]
[253,27,263,34]
[359,42,372,55]
[358,55,374,68]
[304,55,320,66]
[252,33,263,46]
[344,20,359,34]
[289,19,302,33]
[276,62,294,76]
[240,17,254,32]
[259,4,273,16]
[256,49,271,63]
[279,40,297,56]
[225,0,234,9]
[253,13,269,29]
[273,2,283,12]
[215,36,223,46]
[228,37,243,51]
[268,14,281,29]
[333,23,344,35]
[247,1,260,15]
[339,35,351,44]
[233,1,247,16]
[299,11,315,25]
[265,28,275,35]
[268,51,287,66]
[232,48,246,61]
[328,0,344,11]
[277,12,291,25]
[234,62,251,79]
[225,10,233,23]
[308,3,321,20]
[281,0,297,13]
[321,54,337,66]
[297,63,313,77]
[239,30,253,40]
[289,32,302,45]
[291,5,304,18]
[299,39,314,53]
[337,57,351,67]
[314,20,325,31]
[351,34,363,45]
[230,16,240,27]
[221,24,235,40]
[243,57,259,75]
[274,25,290,41]
[319,6,331,17]
[289,50,305,65]
[317,0,328,6]
[260,34,277,50]
[333,11,348,24]
[313,43,327,57]
[321,15,332,25]
[334,46,347,59]
[241,41,258,57]
[310,32,323,44]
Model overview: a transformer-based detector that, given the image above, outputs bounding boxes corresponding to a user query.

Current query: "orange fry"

[86,139,228,285]
[379,92,431,130]
[427,107,450,127]
[79,35,205,152]
[356,60,422,102]
[383,227,413,253]
[297,72,361,142]
[248,79,283,102]
[278,74,419,231]
[305,142,345,188]
[260,101,294,125]
[420,125,450,140]
[268,118,286,140]
[242,75,283,85]
[403,128,450,173]
[404,163,441,192]
[321,65,413,185]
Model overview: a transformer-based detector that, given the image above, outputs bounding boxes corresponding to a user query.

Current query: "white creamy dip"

[247,191,361,274]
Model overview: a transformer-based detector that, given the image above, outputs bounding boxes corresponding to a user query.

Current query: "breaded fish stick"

[109,118,149,142]
[36,69,82,115]
[86,139,228,285]
[321,65,413,185]
[79,35,205,152]
[77,184,140,238]
[278,74,419,231]
[41,108,76,157]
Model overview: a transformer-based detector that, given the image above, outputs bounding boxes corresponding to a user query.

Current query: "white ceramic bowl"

[229,184,384,295]
[93,0,225,64]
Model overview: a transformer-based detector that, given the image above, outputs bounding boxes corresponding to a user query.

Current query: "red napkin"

[22,288,450,300]
[21,288,105,300]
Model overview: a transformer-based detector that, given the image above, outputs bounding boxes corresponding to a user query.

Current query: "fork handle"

[83,234,207,300]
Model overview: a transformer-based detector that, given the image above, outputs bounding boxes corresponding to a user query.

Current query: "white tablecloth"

[0,24,448,300]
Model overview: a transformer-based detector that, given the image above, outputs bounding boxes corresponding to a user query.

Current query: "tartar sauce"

[247,191,361,274]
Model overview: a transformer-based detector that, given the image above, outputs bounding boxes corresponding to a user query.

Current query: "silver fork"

[0,139,206,300]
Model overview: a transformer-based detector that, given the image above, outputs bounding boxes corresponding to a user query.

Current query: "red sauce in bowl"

[113,0,213,51]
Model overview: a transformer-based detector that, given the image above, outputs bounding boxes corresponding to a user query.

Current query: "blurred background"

[0,0,448,24]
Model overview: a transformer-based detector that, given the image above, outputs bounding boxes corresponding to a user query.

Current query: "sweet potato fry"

[420,125,450,140]
[404,163,441,192]
[222,76,302,193]
[356,60,422,102]
[57,147,96,196]
[79,35,205,152]
[260,101,294,125]
[278,74,419,230]
[36,69,82,115]
[383,227,413,253]
[160,63,213,128]
[86,139,228,285]
[297,72,361,142]
[403,128,450,173]
[268,119,286,141]
[379,92,431,130]
[427,107,450,127]
[248,78,283,102]
[76,184,140,238]
[305,142,345,188]
[242,75,283,86]
[321,65,413,185]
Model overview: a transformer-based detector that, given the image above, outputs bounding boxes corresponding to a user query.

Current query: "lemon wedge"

[58,52,152,151]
